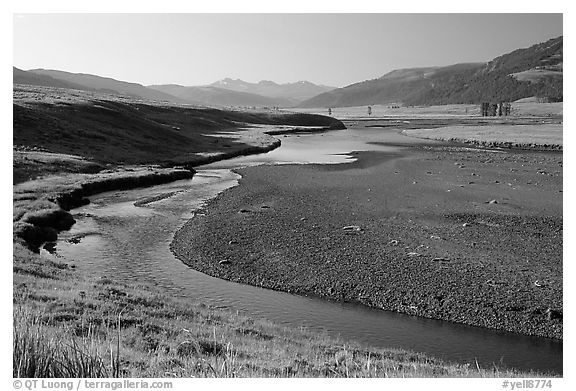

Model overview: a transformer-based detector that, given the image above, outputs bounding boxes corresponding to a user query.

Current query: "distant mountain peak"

[148,83,294,107]
[208,78,335,102]
[213,77,237,85]
[258,80,279,86]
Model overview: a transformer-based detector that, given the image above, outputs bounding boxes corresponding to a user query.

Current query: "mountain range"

[13,68,334,108]
[299,36,562,107]
[14,36,562,109]
[209,78,334,102]
[22,68,189,104]
[147,84,294,107]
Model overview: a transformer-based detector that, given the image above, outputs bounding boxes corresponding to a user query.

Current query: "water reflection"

[45,128,562,374]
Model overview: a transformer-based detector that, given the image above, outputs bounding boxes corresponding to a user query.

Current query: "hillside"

[299,36,562,108]
[148,84,293,107]
[13,67,93,91]
[16,69,330,108]
[13,85,344,172]
[27,69,188,104]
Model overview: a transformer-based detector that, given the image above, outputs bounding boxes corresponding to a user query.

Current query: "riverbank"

[13,166,195,251]
[13,84,344,183]
[171,130,562,340]
[14,242,550,377]
[13,85,345,253]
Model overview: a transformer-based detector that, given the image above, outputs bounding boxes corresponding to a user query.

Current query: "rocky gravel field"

[171,135,562,339]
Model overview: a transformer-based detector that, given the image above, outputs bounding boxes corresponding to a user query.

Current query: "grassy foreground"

[13,243,543,378]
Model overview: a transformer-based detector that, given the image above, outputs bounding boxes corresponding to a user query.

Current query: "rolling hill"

[13,84,344,170]
[148,84,293,107]
[15,68,329,108]
[299,36,563,108]
[13,67,94,91]
[25,69,189,104]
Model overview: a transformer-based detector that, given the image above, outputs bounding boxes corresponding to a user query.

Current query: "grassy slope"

[13,84,343,181]
[13,243,541,378]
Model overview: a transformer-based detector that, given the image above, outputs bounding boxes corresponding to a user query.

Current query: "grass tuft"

[13,305,110,378]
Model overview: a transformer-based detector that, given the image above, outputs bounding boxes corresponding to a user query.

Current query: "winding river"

[43,127,562,375]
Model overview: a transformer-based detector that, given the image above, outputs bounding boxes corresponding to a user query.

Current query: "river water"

[44,128,562,375]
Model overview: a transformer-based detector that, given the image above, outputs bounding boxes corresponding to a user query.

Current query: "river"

[43,127,562,374]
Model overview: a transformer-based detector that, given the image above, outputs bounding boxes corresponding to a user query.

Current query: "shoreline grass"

[13,243,556,378]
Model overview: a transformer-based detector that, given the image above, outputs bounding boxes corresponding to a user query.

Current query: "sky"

[13,13,563,88]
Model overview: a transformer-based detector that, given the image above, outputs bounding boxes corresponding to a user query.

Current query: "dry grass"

[511,69,562,83]
[13,306,110,378]
[13,243,549,378]
[13,148,104,184]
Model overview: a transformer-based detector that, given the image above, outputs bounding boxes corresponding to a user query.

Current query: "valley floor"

[402,123,562,150]
[171,123,563,340]
[13,94,563,377]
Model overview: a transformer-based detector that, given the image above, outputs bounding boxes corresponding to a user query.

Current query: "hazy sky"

[13,13,562,87]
